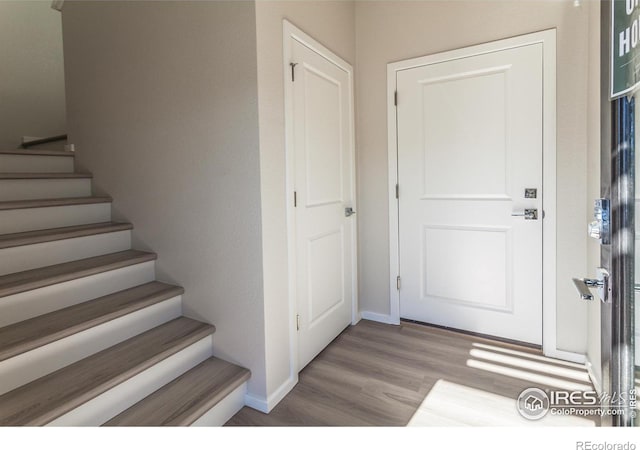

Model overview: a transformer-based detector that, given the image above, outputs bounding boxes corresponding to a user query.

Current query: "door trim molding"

[386,29,573,360]
[283,19,358,379]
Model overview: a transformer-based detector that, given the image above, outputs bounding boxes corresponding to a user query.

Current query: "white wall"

[355,0,591,354]
[61,0,269,398]
[0,1,66,149]
[254,0,356,408]
[585,0,602,390]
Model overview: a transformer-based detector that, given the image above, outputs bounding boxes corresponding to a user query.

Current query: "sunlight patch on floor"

[468,349,591,382]
[466,359,592,392]
[407,379,595,427]
[471,342,587,369]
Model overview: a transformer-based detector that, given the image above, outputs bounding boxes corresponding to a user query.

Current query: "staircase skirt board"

[0,261,156,327]
[0,296,182,396]
[105,357,250,426]
[0,178,92,202]
[0,203,111,234]
[0,318,214,426]
[0,230,131,276]
[0,154,74,173]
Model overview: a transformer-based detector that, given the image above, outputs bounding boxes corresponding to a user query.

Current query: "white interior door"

[290,37,355,370]
[396,43,543,345]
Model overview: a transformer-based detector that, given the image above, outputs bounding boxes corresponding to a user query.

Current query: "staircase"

[0,147,250,426]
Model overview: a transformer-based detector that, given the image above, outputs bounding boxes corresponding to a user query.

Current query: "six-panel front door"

[396,43,544,344]
[290,38,355,370]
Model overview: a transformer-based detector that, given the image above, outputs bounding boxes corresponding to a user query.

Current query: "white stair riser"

[0,261,156,327]
[0,178,91,201]
[0,231,131,276]
[0,296,182,396]
[191,382,247,426]
[48,335,214,426]
[0,155,74,173]
[0,203,111,234]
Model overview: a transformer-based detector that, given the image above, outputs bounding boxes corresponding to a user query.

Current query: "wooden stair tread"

[0,282,184,362]
[0,173,91,179]
[0,196,112,211]
[0,250,157,298]
[0,149,74,157]
[0,317,215,426]
[104,357,250,426]
[0,222,132,250]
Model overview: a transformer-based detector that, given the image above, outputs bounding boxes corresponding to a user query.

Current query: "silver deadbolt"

[511,209,538,220]
[345,207,356,217]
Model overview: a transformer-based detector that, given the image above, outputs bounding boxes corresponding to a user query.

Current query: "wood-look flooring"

[226,320,598,427]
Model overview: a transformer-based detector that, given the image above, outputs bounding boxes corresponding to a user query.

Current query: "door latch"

[572,267,610,303]
[345,207,356,217]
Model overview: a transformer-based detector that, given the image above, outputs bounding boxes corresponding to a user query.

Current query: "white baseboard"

[360,311,398,325]
[244,375,297,413]
[544,348,586,364]
[585,357,603,395]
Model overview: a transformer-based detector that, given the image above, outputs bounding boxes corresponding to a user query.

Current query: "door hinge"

[290,62,298,82]
[296,314,300,331]
[397,276,401,290]
[395,183,399,199]
[394,91,398,106]
[294,191,297,207]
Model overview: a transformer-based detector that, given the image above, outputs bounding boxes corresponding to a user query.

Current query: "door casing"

[386,29,578,362]
[283,20,358,377]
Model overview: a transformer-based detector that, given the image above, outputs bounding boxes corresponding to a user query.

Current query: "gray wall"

[355,0,591,354]
[254,0,356,403]
[0,1,66,149]
[61,1,268,398]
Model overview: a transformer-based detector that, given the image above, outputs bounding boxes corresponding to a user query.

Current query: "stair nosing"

[0,250,157,298]
[0,282,185,362]
[0,173,92,180]
[0,148,76,157]
[0,318,215,426]
[0,222,133,250]
[0,149,74,157]
[104,357,250,426]
[0,196,112,211]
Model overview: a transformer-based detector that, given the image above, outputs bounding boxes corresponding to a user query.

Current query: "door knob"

[511,209,538,220]
[345,207,356,217]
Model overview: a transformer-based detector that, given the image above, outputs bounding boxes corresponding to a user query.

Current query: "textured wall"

[0,1,66,148]
[355,0,590,353]
[62,0,268,397]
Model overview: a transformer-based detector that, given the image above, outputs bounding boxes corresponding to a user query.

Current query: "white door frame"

[387,29,579,363]
[283,20,359,376]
